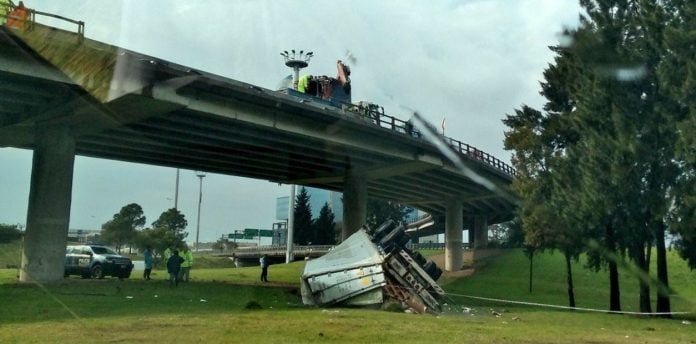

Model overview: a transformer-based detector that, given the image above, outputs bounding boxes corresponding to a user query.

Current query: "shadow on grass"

[0,277,306,325]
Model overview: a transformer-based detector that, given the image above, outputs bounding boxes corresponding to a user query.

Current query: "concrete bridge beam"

[444,199,463,272]
[20,126,75,283]
[341,169,367,241]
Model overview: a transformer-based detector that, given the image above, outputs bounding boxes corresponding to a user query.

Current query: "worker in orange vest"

[6,1,28,30]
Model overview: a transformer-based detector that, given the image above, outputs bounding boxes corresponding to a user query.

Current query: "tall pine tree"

[293,187,314,245]
[505,0,694,314]
[313,202,337,245]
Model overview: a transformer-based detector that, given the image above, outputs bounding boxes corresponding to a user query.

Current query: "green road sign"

[228,233,244,239]
[243,228,274,238]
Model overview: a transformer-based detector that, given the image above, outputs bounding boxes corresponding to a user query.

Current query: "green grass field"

[0,244,694,343]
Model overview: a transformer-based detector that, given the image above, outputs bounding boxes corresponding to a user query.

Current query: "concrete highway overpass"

[0,21,516,282]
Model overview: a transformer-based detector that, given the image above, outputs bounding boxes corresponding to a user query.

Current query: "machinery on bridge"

[301,220,444,314]
[279,50,390,127]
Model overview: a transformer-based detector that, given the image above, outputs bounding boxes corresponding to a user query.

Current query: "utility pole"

[174,169,180,210]
[286,185,296,263]
[195,171,206,252]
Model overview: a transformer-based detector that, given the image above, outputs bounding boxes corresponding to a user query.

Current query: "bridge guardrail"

[281,88,515,177]
[343,102,516,177]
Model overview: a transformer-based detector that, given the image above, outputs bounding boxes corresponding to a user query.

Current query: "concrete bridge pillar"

[472,215,489,249]
[444,199,463,272]
[20,126,75,283]
[467,218,475,246]
[341,169,367,241]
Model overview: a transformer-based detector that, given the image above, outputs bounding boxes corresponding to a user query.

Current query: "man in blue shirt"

[259,254,269,282]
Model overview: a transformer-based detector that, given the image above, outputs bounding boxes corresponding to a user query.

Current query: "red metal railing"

[2,2,84,43]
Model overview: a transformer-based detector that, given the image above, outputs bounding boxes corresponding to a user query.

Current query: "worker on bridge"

[297,74,312,93]
[336,60,351,95]
[5,1,28,30]
[293,59,351,104]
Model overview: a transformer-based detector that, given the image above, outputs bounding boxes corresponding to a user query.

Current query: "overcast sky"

[0,0,581,244]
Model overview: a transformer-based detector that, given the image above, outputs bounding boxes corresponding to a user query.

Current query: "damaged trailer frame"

[301,221,445,314]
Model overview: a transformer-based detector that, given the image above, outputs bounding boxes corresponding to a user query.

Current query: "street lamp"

[174,169,180,210]
[281,49,313,90]
[195,171,206,252]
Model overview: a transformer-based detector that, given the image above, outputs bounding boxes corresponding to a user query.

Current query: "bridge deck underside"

[0,26,515,226]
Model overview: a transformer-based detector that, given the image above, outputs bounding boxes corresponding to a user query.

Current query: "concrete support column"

[444,199,463,272]
[20,126,75,283]
[341,169,367,241]
[472,215,489,249]
[286,185,295,263]
[467,217,475,247]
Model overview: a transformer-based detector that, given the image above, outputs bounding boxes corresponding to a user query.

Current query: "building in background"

[67,229,100,243]
[275,187,343,222]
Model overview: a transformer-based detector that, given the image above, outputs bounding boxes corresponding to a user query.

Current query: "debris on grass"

[244,301,262,310]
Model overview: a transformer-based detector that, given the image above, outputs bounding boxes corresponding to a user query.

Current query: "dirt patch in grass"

[429,249,507,279]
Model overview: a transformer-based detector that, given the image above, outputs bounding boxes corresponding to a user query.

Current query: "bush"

[0,224,22,243]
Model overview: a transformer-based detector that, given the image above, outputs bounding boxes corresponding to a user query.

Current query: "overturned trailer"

[301,221,445,314]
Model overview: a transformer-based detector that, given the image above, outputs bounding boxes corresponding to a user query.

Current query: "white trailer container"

[301,222,444,313]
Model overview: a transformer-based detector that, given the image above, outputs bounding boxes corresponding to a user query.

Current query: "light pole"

[174,169,180,210]
[280,49,313,89]
[286,184,295,263]
[195,171,206,252]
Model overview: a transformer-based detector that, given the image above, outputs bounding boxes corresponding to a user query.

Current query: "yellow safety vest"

[297,75,311,93]
[181,250,193,268]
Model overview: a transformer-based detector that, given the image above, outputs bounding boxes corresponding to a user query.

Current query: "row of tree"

[0,223,22,243]
[100,204,188,260]
[99,187,411,255]
[503,0,695,315]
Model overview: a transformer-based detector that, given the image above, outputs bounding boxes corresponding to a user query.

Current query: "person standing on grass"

[143,245,153,280]
[179,245,193,282]
[162,246,172,279]
[260,254,269,282]
[167,250,184,287]
[163,246,172,264]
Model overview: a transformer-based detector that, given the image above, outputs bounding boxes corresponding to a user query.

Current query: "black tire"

[412,251,427,267]
[90,265,104,279]
[372,220,395,241]
[396,232,411,248]
[423,261,442,280]
[380,225,405,249]
[431,267,443,281]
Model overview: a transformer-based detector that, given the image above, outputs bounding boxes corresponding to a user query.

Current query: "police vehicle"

[64,245,134,279]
